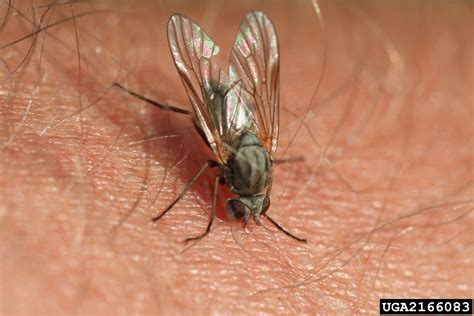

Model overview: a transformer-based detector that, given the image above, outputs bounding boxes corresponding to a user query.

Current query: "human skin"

[0,0,472,314]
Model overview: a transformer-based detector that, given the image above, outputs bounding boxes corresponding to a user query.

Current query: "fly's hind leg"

[184,176,219,243]
[114,82,221,240]
[113,82,192,116]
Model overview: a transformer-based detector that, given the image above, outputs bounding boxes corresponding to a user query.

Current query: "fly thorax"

[224,133,272,196]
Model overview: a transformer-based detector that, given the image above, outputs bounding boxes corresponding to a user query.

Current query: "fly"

[114,11,306,243]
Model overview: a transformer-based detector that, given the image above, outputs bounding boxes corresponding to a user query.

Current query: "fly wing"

[229,11,280,158]
[167,14,230,163]
[222,80,256,146]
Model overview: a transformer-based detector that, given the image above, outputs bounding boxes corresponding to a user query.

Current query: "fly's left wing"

[167,14,229,163]
[229,11,280,159]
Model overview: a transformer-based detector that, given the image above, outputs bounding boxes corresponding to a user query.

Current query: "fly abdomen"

[224,133,271,196]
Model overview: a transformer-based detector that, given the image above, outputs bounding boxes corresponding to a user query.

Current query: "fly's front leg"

[263,214,307,243]
[152,160,218,222]
[184,176,219,243]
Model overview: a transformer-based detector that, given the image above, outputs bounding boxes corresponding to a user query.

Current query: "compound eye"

[262,196,270,214]
[226,199,247,220]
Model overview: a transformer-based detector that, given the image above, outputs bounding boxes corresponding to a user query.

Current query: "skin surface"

[0,0,472,314]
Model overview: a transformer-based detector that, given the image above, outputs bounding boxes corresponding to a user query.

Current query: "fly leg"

[113,82,220,239]
[263,214,307,243]
[184,176,219,243]
[113,82,192,116]
[273,156,304,164]
[152,160,218,222]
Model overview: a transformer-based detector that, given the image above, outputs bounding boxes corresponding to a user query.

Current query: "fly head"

[226,195,271,225]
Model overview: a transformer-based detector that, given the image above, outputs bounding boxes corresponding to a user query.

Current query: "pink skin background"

[0,0,472,314]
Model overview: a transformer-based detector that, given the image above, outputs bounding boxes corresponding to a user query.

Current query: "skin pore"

[1,1,472,314]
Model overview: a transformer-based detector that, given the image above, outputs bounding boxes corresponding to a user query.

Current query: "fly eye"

[226,199,247,220]
[262,196,270,214]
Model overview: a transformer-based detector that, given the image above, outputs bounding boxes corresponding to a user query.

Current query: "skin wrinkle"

[0,0,473,315]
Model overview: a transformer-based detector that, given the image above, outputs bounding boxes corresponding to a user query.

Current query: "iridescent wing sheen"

[167,13,277,163]
[229,11,280,158]
[167,14,231,163]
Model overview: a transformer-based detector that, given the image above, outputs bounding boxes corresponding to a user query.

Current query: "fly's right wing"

[229,11,280,159]
[167,14,229,163]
